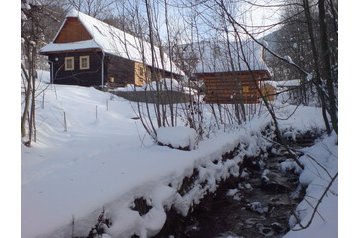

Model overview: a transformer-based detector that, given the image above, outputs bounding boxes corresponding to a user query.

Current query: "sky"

[113,0,284,42]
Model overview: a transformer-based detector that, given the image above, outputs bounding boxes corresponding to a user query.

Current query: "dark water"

[155,155,304,238]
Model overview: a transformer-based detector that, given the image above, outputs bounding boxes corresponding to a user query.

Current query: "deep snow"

[21,71,337,238]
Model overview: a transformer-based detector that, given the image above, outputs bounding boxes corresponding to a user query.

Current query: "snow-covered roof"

[276,79,301,87]
[180,40,269,74]
[261,79,301,88]
[40,39,100,52]
[40,9,185,76]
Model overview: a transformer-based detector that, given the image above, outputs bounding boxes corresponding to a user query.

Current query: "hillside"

[22,71,337,238]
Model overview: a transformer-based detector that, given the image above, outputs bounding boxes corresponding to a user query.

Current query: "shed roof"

[40,9,185,76]
[265,79,301,88]
[180,40,269,74]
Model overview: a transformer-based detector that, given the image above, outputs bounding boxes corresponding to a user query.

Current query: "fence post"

[63,111,67,132]
[42,92,45,109]
[96,105,98,121]
[54,86,58,100]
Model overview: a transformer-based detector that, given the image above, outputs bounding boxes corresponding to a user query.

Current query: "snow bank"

[283,134,338,238]
[157,126,197,150]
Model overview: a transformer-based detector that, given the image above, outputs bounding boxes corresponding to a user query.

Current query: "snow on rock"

[142,207,167,237]
[226,188,239,197]
[280,160,302,174]
[150,185,177,209]
[157,126,197,151]
[249,201,268,214]
[306,72,313,81]
[284,55,294,64]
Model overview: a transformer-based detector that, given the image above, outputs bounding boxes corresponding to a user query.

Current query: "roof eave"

[39,47,103,55]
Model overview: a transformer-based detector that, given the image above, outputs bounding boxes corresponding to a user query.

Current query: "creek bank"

[151,131,320,238]
[153,152,306,238]
[78,127,322,238]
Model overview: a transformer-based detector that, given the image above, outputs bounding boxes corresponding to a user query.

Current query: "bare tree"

[21,0,47,146]
[65,0,116,18]
[317,0,337,134]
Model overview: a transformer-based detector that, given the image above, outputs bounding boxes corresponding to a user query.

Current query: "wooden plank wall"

[199,71,271,104]
[54,17,92,43]
[49,50,103,86]
[106,55,135,87]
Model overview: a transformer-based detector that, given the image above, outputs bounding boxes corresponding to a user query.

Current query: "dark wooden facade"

[48,50,103,86]
[106,55,135,87]
[197,70,272,104]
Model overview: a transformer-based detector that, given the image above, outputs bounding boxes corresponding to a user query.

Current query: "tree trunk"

[318,0,338,134]
[303,0,332,135]
[144,0,162,129]
[21,63,31,139]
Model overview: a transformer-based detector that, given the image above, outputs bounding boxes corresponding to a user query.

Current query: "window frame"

[64,57,75,71]
[79,55,90,70]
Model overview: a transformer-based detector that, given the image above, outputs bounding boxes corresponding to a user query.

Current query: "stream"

[155,151,305,238]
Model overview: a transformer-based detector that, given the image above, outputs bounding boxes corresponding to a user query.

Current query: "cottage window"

[242,86,250,93]
[80,56,90,70]
[64,57,74,71]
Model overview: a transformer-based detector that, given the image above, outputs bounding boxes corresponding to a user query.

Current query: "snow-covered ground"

[284,133,338,238]
[21,71,337,238]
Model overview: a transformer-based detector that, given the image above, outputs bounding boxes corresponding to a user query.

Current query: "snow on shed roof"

[262,79,301,88]
[40,10,185,76]
[276,79,301,87]
[181,40,269,74]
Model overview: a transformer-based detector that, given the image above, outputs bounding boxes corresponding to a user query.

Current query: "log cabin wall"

[163,70,181,80]
[49,50,103,86]
[145,67,180,82]
[106,55,135,87]
[199,70,271,104]
[54,17,92,43]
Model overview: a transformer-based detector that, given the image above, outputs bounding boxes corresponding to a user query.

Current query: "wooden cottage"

[184,41,272,104]
[40,10,184,88]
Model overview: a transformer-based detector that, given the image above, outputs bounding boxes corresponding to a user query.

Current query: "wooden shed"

[197,70,272,104]
[185,40,272,104]
[40,10,184,88]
